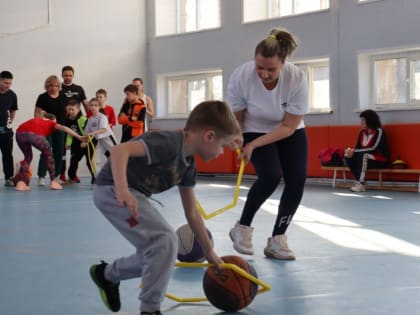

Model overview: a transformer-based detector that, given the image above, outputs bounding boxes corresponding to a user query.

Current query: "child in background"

[14,113,86,191]
[85,98,117,175]
[118,84,146,142]
[87,89,116,129]
[65,100,96,184]
[90,101,242,315]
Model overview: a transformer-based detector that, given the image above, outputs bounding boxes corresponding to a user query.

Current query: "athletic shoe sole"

[263,248,296,260]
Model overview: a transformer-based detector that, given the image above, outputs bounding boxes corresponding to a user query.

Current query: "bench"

[321,166,420,192]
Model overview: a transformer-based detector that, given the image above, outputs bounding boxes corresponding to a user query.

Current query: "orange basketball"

[203,255,258,312]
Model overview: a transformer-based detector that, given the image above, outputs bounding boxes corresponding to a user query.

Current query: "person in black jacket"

[344,110,389,192]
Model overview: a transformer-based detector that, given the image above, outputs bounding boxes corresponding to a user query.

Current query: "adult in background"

[132,78,154,131]
[0,71,18,187]
[227,28,308,260]
[34,75,67,186]
[61,65,88,111]
[344,110,389,192]
[60,65,88,181]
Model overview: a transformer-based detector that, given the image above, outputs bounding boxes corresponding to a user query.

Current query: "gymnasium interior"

[1,1,419,314]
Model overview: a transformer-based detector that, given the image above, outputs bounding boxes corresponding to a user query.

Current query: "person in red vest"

[14,112,87,191]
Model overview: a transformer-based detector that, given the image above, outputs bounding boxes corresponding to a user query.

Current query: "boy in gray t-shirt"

[90,100,241,315]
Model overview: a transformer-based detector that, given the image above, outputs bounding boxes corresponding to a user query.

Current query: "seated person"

[344,109,389,192]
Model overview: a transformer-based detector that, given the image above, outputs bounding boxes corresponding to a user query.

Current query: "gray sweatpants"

[92,185,177,312]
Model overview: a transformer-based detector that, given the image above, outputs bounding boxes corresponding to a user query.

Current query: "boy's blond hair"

[185,101,240,138]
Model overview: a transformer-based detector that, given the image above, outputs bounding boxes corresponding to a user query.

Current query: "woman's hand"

[229,134,244,151]
[344,147,354,158]
[239,143,255,163]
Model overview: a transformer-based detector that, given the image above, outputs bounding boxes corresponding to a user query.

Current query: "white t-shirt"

[227,61,308,133]
[85,113,115,140]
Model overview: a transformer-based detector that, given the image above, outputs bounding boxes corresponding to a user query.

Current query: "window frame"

[293,58,332,114]
[154,0,221,38]
[163,69,223,118]
[242,0,330,24]
[369,51,420,110]
[358,0,384,4]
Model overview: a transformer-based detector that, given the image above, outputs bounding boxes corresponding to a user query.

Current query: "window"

[374,58,407,105]
[155,0,221,36]
[165,71,223,116]
[367,52,420,109]
[295,60,331,113]
[243,0,329,23]
[411,60,420,100]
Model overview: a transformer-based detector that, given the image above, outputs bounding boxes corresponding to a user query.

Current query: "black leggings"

[239,129,308,236]
[345,153,387,183]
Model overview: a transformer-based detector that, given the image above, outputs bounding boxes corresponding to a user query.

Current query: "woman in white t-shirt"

[227,29,308,260]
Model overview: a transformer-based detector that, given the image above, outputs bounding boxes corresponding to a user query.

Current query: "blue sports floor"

[1,178,420,315]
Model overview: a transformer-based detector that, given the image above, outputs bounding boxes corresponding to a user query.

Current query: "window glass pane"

[156,0,220,36]
[243,0,268,22]
[244,0,329,22]
[188,79,206,111]
[375,58,407,104]
[278,0,292,16]
[295,0,327,14]
[210,75,223,100]
[413,60,420,100]
[311,66,330,110]
[168,79,187,114]
[155,0,177,36]
[181,0,197,33]
[198,0,220,29]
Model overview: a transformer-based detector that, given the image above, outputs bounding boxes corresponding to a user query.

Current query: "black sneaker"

[90,261,121,312]
[141,312,162,315]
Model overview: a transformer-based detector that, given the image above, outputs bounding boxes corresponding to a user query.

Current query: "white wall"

[146,0,420,130]
[0,0,147,177]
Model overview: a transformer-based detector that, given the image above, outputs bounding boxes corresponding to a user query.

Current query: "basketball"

[176,224,214,262]
[203,255,258,312]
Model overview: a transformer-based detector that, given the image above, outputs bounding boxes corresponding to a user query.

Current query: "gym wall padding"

[196,124,420,182]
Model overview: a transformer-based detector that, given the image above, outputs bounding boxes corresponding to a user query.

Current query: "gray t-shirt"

[95,130,196,196]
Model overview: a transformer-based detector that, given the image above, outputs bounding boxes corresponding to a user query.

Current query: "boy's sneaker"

[264,235,296,260]
[229,221,254,255]
[50,180,63,190]
[59,174,66,182]
[350,182,366,192]
[71,176,80,183]
[90,261,121,312]
[38,177,46,186]
[5,179,15,187]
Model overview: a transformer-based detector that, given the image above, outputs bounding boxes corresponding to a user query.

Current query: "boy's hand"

[79,135,89,142]
[116,189,139,217]
[205,249,224,269]
[80,142,88,148]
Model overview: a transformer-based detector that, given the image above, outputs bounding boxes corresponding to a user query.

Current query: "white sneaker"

[38,177,46,186]
[229,221,254,255]
[264,235,296,260]
[350,182,366,192]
